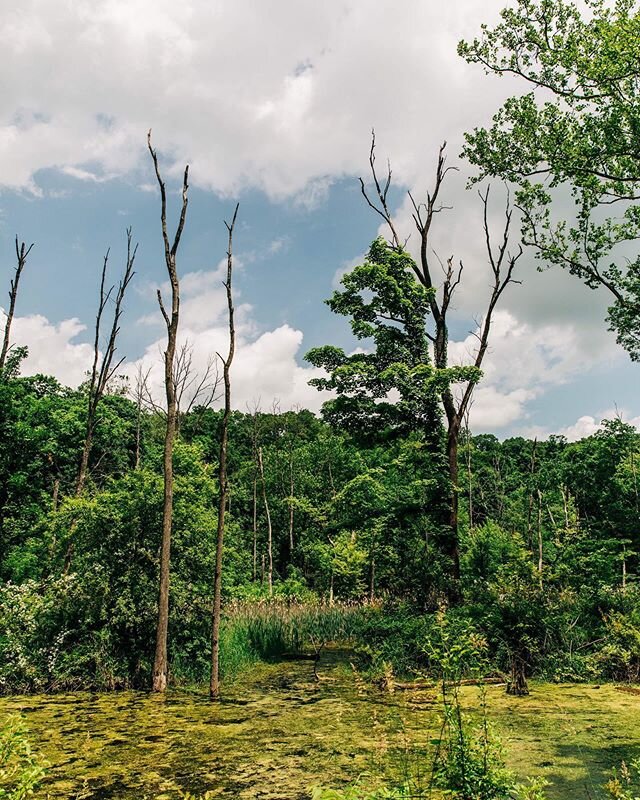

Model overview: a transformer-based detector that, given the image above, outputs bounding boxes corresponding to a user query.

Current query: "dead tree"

[258,445,274,596]
[136,342,220,429]
[361,133,522,594]
[148,131,189,694]
[76,231,136,495]
[248,405,261,581]
[210,203,239,701]
[0,238,34,372]
[174,342,220,430]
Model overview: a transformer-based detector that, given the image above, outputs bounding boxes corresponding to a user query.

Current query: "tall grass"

[218,601,367,679]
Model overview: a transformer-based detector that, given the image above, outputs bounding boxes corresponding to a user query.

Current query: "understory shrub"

[0,716,46,800]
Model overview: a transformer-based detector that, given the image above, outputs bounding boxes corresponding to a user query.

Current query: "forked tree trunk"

[148,132,189,693]
[210,204,239,702]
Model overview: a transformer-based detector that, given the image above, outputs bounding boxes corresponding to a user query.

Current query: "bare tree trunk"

[258,446,273,596]
[252,474,258,581]
[369,553,375,603]
[52,479,60,511]
[61,233,136,576]
[526,440,538,549]
[148,132,189,694]
[288,453,295,558]
[561,485,570,530]
[444,416,462,589]
[463,407,474,530]
[0,238,33,373]
[210,204,239,702]
[537,488,543,589]
[507,654,529,696]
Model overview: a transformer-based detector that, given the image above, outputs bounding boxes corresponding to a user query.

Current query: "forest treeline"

[1,339,639,693]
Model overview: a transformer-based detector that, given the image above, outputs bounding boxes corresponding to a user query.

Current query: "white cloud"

[448,310,623,432]
[535,410,640,442]
[1,0,636,435]
[0,0,510,198]
[3,311,94,386]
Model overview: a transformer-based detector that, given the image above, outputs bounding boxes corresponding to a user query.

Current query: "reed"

[218,600,367,678]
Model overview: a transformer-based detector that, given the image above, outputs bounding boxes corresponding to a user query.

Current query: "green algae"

[1,654,640,799]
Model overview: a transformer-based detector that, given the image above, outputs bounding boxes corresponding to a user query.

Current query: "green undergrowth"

[0,715,47,800]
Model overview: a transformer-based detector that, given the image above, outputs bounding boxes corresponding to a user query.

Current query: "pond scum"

[2,647,640,800]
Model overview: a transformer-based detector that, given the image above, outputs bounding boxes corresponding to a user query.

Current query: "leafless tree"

[0,238,34,373]
[173,342,220,427]
[148,131,189,693]
[361,132,522,593]
[135,342,220,424]
[76,230,137,495]
[210,203,239,701]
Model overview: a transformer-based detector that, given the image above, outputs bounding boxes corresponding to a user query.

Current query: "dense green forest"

[2,0,640,797]
[2,336,640,694]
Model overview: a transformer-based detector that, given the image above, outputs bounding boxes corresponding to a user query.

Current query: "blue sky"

[0,0,637,439]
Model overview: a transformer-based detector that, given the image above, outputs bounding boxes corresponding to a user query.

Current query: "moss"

[1,657,639,799]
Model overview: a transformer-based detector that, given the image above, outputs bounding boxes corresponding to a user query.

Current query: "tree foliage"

[460,0,640,357]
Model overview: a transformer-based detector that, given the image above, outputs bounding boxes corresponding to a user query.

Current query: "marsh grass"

[217,601,367,680]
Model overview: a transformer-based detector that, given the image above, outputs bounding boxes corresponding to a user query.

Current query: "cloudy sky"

[0,0,637,439]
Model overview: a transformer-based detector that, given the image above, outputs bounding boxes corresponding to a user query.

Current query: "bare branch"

[0,236,34,372]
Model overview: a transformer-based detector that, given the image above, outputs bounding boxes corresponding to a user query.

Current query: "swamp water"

[2,650,640,799]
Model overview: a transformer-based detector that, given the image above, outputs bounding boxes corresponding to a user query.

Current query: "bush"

[0,716,46,800]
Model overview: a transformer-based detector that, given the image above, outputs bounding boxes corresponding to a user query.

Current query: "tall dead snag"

[76,231,137,495]
[362,134,522,595]
[210,203,239,701]
[0,238,34,373]
[148,131,189,693]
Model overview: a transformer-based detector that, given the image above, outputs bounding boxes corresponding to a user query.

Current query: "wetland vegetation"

[2,0,640,797]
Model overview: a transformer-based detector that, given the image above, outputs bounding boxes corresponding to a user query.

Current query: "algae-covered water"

[2,651,640,799]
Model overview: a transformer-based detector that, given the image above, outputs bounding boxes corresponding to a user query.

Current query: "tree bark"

[210,204,239,702]
[258,447,273,596]
[445,422,462,586]
[148,132,189,693]
[507,654,530,696]
[288,453,295,558]
[252,474,258,581]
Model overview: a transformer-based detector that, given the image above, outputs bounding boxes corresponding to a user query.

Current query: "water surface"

[3,653,640,799]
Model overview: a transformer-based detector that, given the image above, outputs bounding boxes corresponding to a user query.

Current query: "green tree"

[460,0,640,358]
[307,238,470,588]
